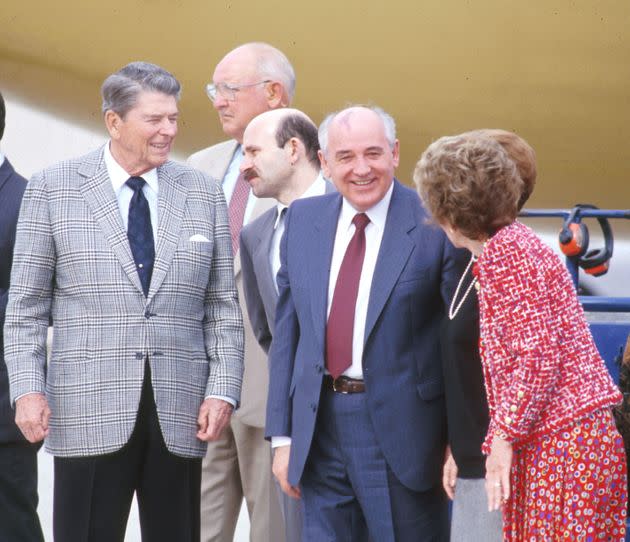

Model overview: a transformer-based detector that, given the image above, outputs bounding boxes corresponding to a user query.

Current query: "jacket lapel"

[234,196,276,277]
[252,210,279,319]
[0,159,15,193]
[310,195,341,349]
[78,148,144,296]
[207,140,238,180]
[364,182,416,343]
[148,163,188,300]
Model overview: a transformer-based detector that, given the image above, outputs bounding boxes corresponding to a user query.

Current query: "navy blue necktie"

[126,176,155,297]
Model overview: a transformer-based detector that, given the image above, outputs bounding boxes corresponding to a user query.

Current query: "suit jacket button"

[144,310,151,319]
[135,352,144,360]
[310,403,317,412]
[316,365,323,373]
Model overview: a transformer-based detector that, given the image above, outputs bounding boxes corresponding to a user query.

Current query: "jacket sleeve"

[202,179,244,404]
[4,172,55,402]
[239,229,273,354]
[265,207,299,439]
[483,243,563,443]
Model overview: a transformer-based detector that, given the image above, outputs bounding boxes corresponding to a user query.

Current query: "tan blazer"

[189,140,275,427]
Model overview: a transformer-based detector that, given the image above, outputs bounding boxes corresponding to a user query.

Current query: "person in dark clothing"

[438,129,537,541]
[0,90,45,542]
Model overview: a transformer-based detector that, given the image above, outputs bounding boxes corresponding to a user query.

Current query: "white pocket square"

[189,234,210,242]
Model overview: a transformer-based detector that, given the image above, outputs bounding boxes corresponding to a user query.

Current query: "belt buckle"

[332,377,349,394]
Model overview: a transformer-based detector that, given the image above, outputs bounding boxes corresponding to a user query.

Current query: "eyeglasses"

[205,80,271,102]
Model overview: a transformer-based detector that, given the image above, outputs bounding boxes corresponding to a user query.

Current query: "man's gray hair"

[101,61,181,117]
[318,105,397,156]
[244,43,296,101]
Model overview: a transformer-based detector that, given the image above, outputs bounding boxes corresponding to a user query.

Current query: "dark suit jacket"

[0,158,27,443]
[240,180,336,354]
[265,180,464,492]
[440,274,489,478]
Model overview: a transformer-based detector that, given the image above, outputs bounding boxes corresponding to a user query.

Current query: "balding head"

[318,105,399,212]
[209,43,295,142]
[241,108,320,203]
[225,43,296,101]
[318,105,397,158]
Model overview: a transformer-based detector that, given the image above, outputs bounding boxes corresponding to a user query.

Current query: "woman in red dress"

[414,134,627,541]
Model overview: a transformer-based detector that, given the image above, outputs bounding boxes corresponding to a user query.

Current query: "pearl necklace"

[448,254,478,320]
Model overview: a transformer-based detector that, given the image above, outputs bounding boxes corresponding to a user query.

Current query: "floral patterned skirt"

[504,409,627,541]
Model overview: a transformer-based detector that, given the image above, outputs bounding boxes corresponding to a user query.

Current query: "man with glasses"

[188,42,295,542]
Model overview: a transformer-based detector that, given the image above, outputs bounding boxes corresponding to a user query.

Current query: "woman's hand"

[442,446,458,500]
[485,434,513,511]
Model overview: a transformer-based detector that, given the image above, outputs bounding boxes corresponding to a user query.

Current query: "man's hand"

[272,445,301,499]
[442,446,458,500]
[485,434,513,511]
[15,393,51,443]
[196,398,233,442]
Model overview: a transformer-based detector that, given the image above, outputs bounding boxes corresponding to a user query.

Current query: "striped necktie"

[228,172,250,255]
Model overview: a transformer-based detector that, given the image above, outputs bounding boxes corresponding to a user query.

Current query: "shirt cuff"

[271,436,292,448]
[15,391,45,402]
[205,394,237,407]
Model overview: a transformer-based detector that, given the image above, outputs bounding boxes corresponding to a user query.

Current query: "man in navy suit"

[0,90,45,541]
[240,108,335,540]
[266,105,462,541]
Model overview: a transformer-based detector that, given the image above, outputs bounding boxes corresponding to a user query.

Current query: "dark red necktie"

[325,213,371,378]
[228,171,250,255]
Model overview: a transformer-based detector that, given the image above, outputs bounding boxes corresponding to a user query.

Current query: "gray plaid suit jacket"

[4,146,244,458]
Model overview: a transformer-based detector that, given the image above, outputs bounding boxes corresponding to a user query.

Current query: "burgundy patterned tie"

[325,213,371,378]
[228,171,250,255]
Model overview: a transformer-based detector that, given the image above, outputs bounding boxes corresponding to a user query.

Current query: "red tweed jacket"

[474,221,621,454]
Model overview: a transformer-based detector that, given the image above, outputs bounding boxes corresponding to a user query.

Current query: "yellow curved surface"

[1,0,629,207]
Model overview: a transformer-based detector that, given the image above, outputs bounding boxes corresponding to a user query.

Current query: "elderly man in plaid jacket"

[4,62,244,542]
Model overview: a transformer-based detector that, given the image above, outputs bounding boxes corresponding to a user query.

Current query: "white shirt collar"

[301,172,327,199]
[104,143,159,195]
[273,172,328,229]
[0,150,5,168]
[339,180,394,234]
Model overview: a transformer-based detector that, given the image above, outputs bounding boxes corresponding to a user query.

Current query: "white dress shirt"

[270,173,328,291]
[104,144,159,242]
[222,145,259,226]
[272,182,394,448]
[326,182,393,379]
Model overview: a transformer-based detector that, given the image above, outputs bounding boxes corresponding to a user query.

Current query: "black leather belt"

[323,375,365,394]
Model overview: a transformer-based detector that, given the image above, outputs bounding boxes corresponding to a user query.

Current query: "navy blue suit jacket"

[0,158,28,443]
[265,180,465,492]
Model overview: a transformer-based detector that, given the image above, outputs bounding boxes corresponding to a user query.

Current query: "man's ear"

[285,137,302,165]
[391,139,400,168]
[318,149,331,178]
[105,110,121,139]
[266,82,285,108]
